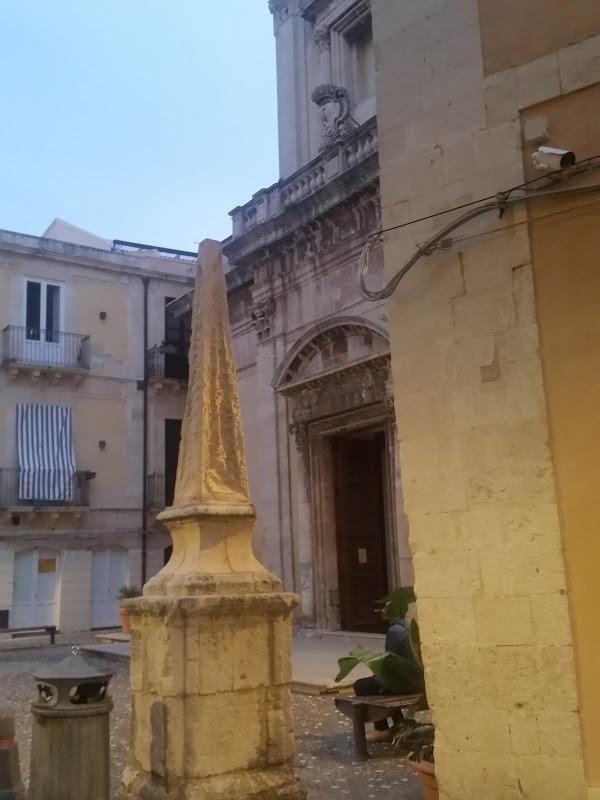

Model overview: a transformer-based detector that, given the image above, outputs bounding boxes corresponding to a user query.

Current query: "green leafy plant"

[335,585,424,693]
[393,718,435,763]
[335,585,434,763]
[379,585,417,622]
[335,642,425,694]
[117,585,141,602]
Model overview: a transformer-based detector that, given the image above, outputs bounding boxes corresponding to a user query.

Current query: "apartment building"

[0,220,194,632]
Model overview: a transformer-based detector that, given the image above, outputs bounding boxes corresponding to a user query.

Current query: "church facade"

[173,0,412,632]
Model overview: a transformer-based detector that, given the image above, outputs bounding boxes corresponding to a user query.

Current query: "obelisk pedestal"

[117,241,305,800]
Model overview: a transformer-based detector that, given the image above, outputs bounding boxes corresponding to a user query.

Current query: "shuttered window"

[17,404,76,501]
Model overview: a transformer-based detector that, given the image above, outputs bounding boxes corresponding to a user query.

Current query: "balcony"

[0,468,91,522]
[2,326,90,384]
[146,472,177,512]
[146,345,188,394]
[226,116,378,263]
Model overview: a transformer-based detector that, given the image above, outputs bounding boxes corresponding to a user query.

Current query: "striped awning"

[17,404,76,502]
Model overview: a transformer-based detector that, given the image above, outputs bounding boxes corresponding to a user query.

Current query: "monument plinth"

[118,240,305,800]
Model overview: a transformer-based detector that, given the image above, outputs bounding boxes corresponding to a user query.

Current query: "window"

[353,22,375,104]
[17,404,77,502]
[25,279,61,343]
[163,297,191,380]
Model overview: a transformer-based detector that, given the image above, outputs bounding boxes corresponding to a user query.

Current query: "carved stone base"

[116,594,305,800]
[117,764,305,800]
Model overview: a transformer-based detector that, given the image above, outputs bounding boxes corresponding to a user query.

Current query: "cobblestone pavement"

[0,646,422,799]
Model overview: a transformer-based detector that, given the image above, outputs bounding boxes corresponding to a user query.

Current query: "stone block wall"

[370,0,594,797]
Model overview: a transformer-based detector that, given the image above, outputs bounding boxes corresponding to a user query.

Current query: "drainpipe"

[141,276,149,586]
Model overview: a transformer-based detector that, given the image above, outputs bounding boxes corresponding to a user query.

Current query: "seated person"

[353,618,421,743]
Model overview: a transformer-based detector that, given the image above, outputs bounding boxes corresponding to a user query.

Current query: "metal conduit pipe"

[359,182,600,302]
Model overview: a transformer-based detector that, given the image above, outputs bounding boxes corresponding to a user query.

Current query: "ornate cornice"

[269,0,291,25]
[278,353,390,396]
[224,118,379,268]
[225,183,380,288]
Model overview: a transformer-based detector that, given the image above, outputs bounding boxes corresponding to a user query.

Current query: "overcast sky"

[0,1,278,250]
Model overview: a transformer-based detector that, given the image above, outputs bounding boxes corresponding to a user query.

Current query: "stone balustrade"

[230,117,378,239]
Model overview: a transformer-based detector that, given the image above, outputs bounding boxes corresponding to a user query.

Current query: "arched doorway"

[12,548,59,628]
[274,316,405,632]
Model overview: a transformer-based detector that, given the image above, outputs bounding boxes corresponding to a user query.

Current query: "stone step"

[94,631,131,644]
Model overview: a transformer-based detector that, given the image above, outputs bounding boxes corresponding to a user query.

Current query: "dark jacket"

[385,620,417,665]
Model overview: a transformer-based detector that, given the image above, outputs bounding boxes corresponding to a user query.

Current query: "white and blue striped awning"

[17,404,76,502]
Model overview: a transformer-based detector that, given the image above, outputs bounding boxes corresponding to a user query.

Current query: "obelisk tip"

[197,239,223,267]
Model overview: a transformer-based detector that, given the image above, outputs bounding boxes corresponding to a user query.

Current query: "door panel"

[12,551,33,627]
[333,436,389,633]
[90,548,126,628]
[12,549,57,628]
[35,552,57,626]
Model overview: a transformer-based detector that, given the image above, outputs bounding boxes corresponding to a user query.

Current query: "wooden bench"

[335,692,423,760]
[0,625,57,645]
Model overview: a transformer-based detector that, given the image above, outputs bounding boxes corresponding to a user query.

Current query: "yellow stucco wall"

[74,397,128,502]
[477,0,600,75]
[522,83,600,791]
[75,279,128,362]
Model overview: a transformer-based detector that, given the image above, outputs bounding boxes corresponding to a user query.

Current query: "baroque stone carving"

[268,0,289,24]
[250,297,276,341]
[243,184,380,278]
[311,83,353,146]
[313,25,331,51]
[288,422,309,448]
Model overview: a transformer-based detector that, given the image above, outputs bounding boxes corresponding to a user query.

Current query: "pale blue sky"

[0,1,279,250]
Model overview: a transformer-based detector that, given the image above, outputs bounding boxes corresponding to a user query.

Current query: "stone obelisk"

[118,240,305,800]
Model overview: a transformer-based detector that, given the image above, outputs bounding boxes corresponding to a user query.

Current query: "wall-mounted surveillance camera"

[532,146,576,171]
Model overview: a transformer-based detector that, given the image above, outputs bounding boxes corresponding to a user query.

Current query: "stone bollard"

[29,647,114,800]
[0,708,24,800]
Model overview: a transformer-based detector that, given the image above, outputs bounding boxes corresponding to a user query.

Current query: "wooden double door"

[333,432,390,633]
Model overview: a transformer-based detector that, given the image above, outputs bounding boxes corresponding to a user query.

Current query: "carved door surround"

[275,316,400,630]
[303,404,399,630]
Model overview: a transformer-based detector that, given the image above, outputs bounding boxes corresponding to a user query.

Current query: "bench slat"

[335,693,423,730]
[336,693,422,711]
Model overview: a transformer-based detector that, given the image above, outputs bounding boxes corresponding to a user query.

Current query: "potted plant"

[394,719,436,799]
[117,585,141,633]
[335,586,438,798]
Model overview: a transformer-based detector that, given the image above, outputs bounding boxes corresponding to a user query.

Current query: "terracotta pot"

[118,606,130,634]
[412,759,438,800]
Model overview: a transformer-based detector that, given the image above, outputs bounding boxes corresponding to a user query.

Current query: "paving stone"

[0,646,421,799]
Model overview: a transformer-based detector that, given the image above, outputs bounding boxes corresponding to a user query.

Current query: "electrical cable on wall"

[359,157,600,302]
[449,196,600,248]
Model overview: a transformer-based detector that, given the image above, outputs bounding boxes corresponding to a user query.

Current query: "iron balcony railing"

[146,345,189,381]
[146,473,166,509]
[2,326,90,370]
[0,468,91,508]
[146,473,177,509]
